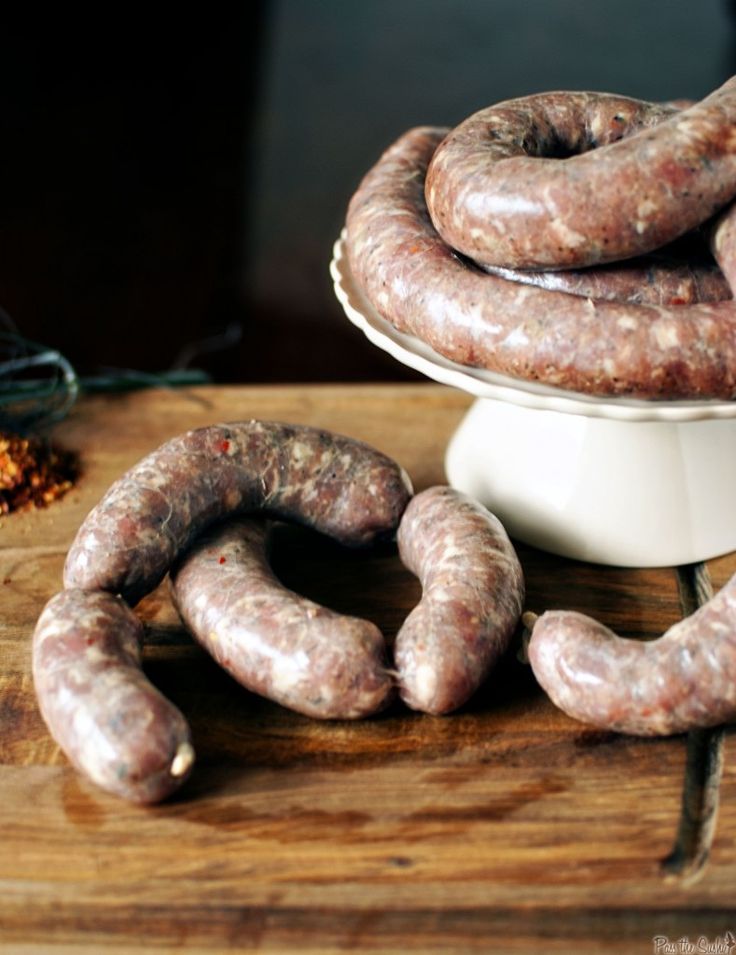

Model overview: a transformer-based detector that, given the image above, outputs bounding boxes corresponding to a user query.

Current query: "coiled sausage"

[425,82,736,269]
[345,125,736,399]
[711,200,736,290]
[479,248,730,307]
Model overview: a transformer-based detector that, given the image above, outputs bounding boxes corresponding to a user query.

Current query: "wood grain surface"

[1,383,734,954]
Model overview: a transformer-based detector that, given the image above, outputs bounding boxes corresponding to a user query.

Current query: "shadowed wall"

[1,2,734,383]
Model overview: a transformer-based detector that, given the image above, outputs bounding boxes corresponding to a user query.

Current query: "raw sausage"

[527,574,736,735]
[479,245,731,307]
[711,199,736,290]
[345,126,736,399]
[394,486,524,714]
[171,518,394,719]
[32,589,194,802]
[64,421,413,606]
[425,82,736,269]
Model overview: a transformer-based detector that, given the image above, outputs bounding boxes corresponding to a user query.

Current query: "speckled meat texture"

[32,589,194,803]
[171,518,393,719]
[711,200,736,291]
[64,421,413,607]
[425,83,736,270]
[345,126,736,399]
[480,248,730,307]
[394,486,524,715]
[528,574,736,735]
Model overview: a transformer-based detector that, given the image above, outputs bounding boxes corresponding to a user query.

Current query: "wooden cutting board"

[1,383,734,954]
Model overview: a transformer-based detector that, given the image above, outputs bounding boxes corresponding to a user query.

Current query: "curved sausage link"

[170,518,394,719]
[711,199,736,290]
[527,575,736,735]
[64,420,413,607]
[32,589,194,803]
[480,250,730,307]
[345,126,736,399]
[425,81,736,269]
[395,486,524,714]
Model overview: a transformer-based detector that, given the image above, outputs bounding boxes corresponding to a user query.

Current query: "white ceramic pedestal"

[445,397,736,566]
[331,233,736,567]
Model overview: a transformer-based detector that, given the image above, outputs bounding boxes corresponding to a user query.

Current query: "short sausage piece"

[171,518,395,719]
[527,574,736,735]
[32,589,194,803]
[64,421,413,606]
[395,486,525,714]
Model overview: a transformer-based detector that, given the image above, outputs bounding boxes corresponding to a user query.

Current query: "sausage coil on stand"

[345,76,736,400]
[344,76,736,734]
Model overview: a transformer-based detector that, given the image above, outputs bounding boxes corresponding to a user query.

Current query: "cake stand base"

[445,397,736,567]
[331,232,736,567]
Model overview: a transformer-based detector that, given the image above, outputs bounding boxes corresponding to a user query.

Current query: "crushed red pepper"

[0,431,79,514]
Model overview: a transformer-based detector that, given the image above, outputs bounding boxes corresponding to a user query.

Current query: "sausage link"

[395,486,524,714]
[711,199,736,290]
[461,95,731,307]
[479,249,730,307]
[170,518,394,719]
[345,126,736,399]
[64,421,412,606]
[527,575,736,735]
[425,82,736,269]
[32,589,194,802]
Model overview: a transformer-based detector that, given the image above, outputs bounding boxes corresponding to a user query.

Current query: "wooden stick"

[661,562,726,886]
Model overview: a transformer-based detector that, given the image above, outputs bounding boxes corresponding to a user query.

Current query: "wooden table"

[1,383,734,954]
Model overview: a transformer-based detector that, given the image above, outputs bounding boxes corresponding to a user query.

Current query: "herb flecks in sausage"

[527,574,736,735]
[425,85,736,269]
[32,589,194,803]
[171,518,395,720]
[64,420,413,606]
[345,95,736,399]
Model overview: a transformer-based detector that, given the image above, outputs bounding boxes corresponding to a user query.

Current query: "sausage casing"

[528,574,736,735]
[346,126,736,399]
[425,83,736,269]
[395,486,524,714]
[64,420,412,606]
[171,518,394,719]
[32,589,194,802]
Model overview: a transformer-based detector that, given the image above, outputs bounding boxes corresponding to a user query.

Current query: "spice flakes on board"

[0,432,79,514]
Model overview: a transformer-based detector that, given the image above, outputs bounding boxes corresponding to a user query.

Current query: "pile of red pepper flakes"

[0,431,79,514]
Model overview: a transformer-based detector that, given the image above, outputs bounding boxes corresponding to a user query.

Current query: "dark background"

[1,2,735,384]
